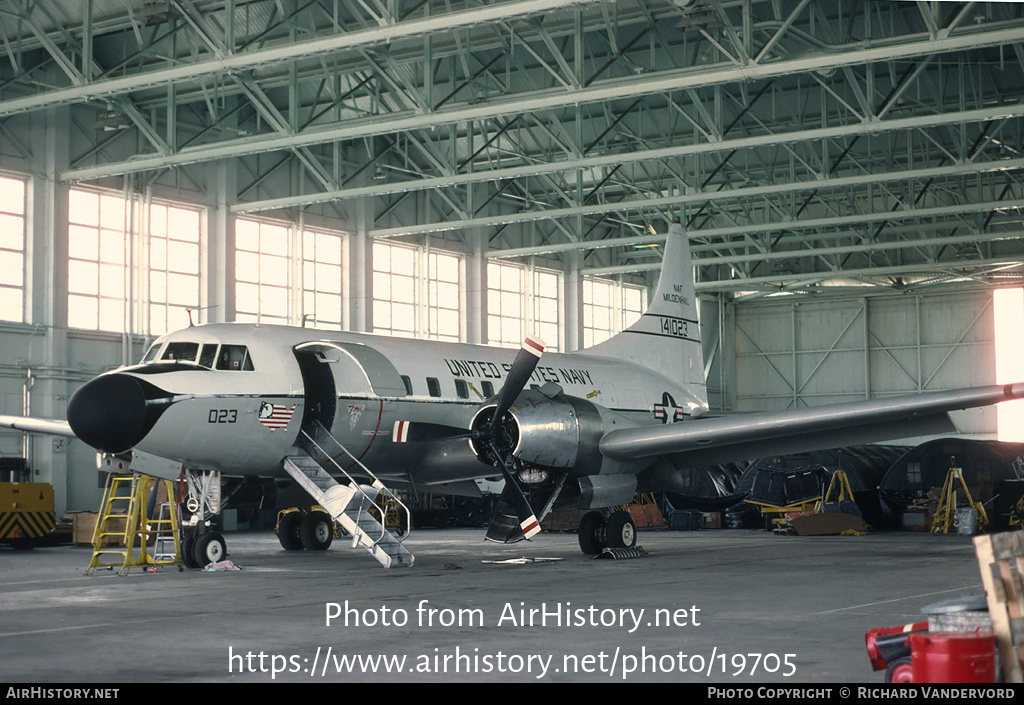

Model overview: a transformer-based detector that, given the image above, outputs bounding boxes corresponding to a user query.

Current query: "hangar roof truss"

[1,0,1023,296]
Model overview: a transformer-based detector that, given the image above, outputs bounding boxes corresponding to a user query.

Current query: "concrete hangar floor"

[0,528,990,684]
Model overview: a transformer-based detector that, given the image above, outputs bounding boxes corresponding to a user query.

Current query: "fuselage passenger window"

[454,379,469,399]
[426,377,441,397]
[401,375,414,396]
[481,381,494,398]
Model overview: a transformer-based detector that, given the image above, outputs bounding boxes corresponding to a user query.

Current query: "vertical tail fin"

[583,221,706,392]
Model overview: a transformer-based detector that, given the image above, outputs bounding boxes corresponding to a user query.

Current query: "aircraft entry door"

[293,341,406,461]
[294,349,337,432]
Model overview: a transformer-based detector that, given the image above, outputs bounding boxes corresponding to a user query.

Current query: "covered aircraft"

[2,221,1022,567]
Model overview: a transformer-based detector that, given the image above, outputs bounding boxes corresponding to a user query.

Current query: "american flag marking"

[259,402,296,431]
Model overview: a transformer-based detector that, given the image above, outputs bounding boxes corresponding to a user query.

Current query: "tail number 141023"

[659,316,690,338]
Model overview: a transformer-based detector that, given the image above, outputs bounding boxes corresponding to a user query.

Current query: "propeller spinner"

[393,336,546,540]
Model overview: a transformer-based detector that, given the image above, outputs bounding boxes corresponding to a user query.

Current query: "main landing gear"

[276,507,335,551]
[577,509,637,555]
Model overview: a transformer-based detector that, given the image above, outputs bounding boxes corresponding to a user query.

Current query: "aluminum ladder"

[281,421,413,568]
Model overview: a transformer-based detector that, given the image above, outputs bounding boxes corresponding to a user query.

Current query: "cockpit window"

[141,344,161,364]
[216,345,255,371]
[198,344,218,369]
[162,342,199,362]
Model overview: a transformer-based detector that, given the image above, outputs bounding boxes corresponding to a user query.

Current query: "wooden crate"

[71,511,127,547]
[973,529,1024,683]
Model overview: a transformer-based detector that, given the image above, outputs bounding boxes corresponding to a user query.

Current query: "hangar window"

[532,269,561,352]
[236,218,290,325]
[301,227,345,330]
[235,218,347,329]
[373,241,418,339]
[995,288,1024,442]
[0,175,26,323]
[583,277,647,347]
[371,241,463,341]
[68,188,203,334]
[487,261,525,348]
[68,189,129,332]
[148,202,201,335]
[487,262,562,352]
[428,251,461,342]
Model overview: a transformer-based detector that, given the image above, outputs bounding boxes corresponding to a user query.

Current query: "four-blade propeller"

[392,336,545,540]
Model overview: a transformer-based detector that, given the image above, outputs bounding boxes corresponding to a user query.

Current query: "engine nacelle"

[469,385,625,477]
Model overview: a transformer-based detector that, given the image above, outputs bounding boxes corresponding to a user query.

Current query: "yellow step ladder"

[85,472,183,575]
[931,463,989,535]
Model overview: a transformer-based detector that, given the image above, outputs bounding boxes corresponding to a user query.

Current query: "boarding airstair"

[281,421,414,568]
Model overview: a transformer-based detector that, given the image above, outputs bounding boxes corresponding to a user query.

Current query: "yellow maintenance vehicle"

[1,481,55,549]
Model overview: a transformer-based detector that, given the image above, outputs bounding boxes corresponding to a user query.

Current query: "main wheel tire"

[193,532,226,567]
[578,511,607,555]
[300,511,334,551]
[606,511,637,549]
[277,511,304,551]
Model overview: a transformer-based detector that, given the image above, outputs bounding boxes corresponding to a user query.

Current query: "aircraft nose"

[67,373,158,453]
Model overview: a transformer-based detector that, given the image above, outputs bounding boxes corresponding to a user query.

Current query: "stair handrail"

[299,421,412,548]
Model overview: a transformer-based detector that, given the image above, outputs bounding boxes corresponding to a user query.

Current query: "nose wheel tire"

[193,532,226,567]
[181,533,200,568]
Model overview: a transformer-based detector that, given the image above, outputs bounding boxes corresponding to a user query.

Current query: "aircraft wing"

[0,415,76,437]
[599,383,1024,467]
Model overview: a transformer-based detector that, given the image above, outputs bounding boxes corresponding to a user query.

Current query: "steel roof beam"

[366,156,1024,238]
[58,23,1024,181]
[589,253,1024,288]
[485,197,1024,258]
[0,0,595,119]
[230,100,1024,213]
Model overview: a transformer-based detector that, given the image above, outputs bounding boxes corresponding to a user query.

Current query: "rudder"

[582,221,706,392]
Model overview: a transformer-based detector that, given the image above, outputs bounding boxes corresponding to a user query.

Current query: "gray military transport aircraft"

[3,222,1023,568]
